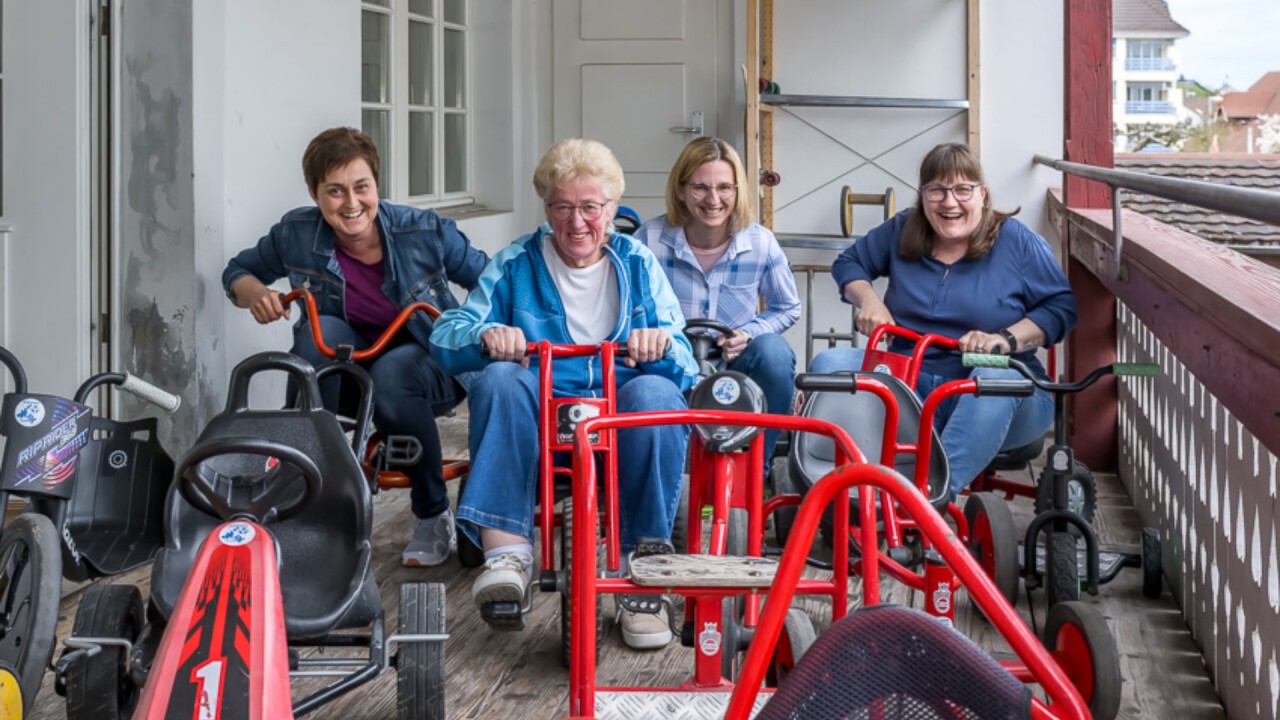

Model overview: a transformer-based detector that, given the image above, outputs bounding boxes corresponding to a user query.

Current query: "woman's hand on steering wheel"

[719,329,750,363]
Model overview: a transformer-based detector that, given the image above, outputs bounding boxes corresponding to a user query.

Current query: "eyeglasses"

[921,183,982,203]
[546,200,613,222]
[685,182,738,200]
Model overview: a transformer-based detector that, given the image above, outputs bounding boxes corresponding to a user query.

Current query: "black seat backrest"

[758,604,1032,720]
[687,370,767,453]
[151,352,377,640]
[791,371,950,510]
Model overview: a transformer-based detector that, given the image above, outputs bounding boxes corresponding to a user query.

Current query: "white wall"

[732,0,1064,365]
[197,0,359,409]
[2,0,92,395]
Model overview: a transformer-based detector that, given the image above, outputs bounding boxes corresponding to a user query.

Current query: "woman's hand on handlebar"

[624,328,671,367]
[959,329,1007,355]
[855,298,894,337]
[250,289,291,324]
[482,326,529,365]
[717,329,750,363]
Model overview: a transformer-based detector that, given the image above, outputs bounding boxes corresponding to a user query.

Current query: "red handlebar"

[281,288,441,362]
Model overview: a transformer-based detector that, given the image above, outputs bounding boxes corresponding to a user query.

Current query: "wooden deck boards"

[26,415,1226,720]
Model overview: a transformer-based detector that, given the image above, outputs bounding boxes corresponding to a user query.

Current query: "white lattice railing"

[1118,302,1280,718]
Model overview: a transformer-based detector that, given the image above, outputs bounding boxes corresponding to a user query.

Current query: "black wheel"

[671,483,694,554]
[397,582,446,720]
[770,459,797,548]
[962,493,1019,607]
[726,508,748,557]
[720,597,743,681]
[1043,600,1122,720]
[559,497,605,669]
[1046,531,1081,607]
[0,513,61,714]
[1141,527,1162,599]
[1034,461,1097,526]
[765,609,816,687]
[64,584,145,720]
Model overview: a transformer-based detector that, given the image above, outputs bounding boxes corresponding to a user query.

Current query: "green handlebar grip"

[962,352,1010,368]
[1113,362,1159,376]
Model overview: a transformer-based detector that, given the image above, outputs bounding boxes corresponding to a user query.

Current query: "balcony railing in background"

[1125,100,1175,115]
[1039,155,1280,719]
[1125,56,1175,72]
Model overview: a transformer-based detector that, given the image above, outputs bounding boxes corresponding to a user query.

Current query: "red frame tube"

[725,463,1090,720]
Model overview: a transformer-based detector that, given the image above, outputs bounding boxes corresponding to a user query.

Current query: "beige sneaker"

[620,604,672,649]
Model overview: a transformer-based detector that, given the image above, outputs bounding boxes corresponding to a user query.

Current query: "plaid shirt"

[634,215,800,338]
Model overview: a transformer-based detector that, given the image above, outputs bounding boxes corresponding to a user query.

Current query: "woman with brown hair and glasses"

[809,142,1078,497]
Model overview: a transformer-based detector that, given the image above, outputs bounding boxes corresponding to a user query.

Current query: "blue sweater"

[832,210,1078,380]
[430,226,699,397]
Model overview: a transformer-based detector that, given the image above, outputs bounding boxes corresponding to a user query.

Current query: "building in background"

[1112,0,1189,152]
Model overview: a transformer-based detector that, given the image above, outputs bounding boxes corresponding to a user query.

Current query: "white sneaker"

[620,604,673,649]
[401,509,456,567]
[472,552,534,608]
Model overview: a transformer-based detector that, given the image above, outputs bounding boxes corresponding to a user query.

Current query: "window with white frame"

[361,0,470,205]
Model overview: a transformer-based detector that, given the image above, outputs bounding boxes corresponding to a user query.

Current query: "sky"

[1164,0,1280,90]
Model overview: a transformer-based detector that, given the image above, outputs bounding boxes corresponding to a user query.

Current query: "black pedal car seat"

[687,370,766,453]
[757,604,1031,720]
[150,352,379,640]
[57,415,175,581]
[986,435,1046,472]
[790,371,950,513]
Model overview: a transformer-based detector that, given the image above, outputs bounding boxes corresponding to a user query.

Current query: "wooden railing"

[1048,188,1280,719]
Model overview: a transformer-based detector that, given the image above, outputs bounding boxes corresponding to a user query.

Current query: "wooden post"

[1063,0,1117,471]
[966,0,980,154]
[745,0,761,220]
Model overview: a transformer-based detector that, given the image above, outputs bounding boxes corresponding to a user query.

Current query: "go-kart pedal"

[372,434,423,469]
[620,538,676,616]
[479,586,534,632]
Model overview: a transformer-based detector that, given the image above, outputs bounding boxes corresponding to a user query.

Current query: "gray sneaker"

[401,509,456,567]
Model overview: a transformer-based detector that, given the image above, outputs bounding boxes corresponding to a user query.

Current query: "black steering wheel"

[175,436,323,523]
[683,318,736,372]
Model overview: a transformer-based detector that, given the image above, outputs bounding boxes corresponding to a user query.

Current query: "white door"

[552,0,720,221]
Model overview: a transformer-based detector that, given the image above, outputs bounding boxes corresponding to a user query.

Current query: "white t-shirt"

[543,236,620,344]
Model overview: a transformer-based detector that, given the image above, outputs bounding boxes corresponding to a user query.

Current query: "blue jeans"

[457,362,690,553]
[290,316,462,519]
[726,332,796,465]
[809,347,1053,494]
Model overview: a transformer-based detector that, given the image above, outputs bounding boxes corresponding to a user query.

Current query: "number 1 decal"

[193,659,225,720]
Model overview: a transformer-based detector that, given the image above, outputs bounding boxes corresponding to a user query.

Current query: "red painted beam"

[1057,196,1280,456]
[1062,0,1118,469]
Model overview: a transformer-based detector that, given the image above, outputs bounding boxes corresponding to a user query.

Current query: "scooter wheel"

[1141,527,1162,599]
[1034,461,1097,527]
[397,582,446,720]
[765,609,816,687]
[1046,531,1081,607]
[963,493,1019,607]
[64,584,145,720]
[0,513,61,714]
[1042,601,1122,720]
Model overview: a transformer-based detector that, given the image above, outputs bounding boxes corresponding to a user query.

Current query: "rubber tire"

[65,584,145,720]
[397,582,446,720]
[0,513,61,714]
[1034,461,1097,526]
[962,493,1020,607]
[1141,527,1162,599]
[765,609,817,687]
[770,460,797,548]
[559,497,605,669]
[720,597,743,682]
[1043,600,1122,720]
[1046,531,1081,607]
[671,484,693,554]
[726,508,748,557]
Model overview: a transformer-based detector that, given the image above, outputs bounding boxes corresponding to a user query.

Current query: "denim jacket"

[222,202,489,348]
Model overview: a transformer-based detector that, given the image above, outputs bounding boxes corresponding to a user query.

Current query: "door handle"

[669,111,704,136]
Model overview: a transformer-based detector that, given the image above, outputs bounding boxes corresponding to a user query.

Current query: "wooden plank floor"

[27,413,1226,720]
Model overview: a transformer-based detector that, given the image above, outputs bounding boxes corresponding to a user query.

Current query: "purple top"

[335,247,399,341]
